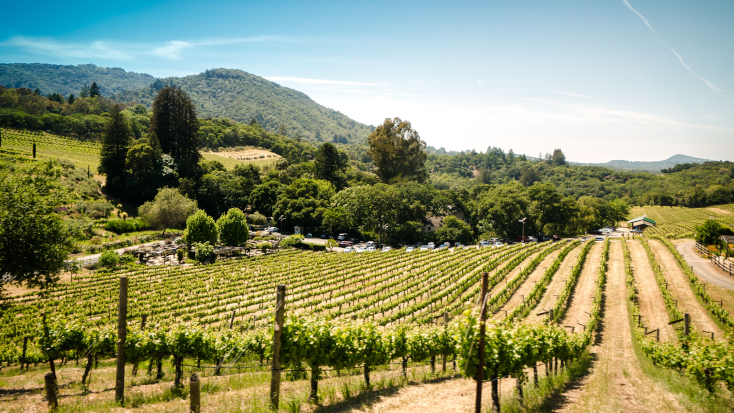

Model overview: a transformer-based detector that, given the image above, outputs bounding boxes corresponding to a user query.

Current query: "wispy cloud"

[1,35,306,60]
[265,76,383,86]
[622,0,722,92]
[550,90,598,99]
[1,35,133,59]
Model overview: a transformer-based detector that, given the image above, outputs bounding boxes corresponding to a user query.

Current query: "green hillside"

[112,68,373,144]
[0,63,156,97]
[575,154,712,173]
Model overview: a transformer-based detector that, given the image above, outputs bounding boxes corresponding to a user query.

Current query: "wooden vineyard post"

[190,373,201,413]
[42,313,57,381]
[475,272,489,413]
[684,313,690,337]
[229,310,236,329]
[132,315,147,376]
[116,276,128,404]
[44,372,58,411]
[270,284,286,410]
[21,336,28,371]
[443,312,448,372]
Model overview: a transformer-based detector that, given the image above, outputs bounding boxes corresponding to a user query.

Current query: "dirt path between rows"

[648,239,724,340]
[491,248,563,321]
[559,242,602,328]
[627,241,678,343]
[552,241,683,413]
[527,243,586,324]
[486,248,547,301]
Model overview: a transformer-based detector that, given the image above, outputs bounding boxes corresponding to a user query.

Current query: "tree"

[435,216,473,244]
[478,182,529,238]
[79,84,89,98]
[278,122,287,136]
[0,161,81,302]
[89,82,101,97]
[217,208,249,246]
[695,220,733,246]
[367,117,427,183]
[67,93,75,104]
[325,239,338,251]
[249,181,284,218]
[138,187,198,234]
[519,167,541,187]
[527,182,563,234]
[273,178,334,231]
[322,207,350,233]
[99,250,120,268]
[249,117,257,126]
[314,143,348,189]
[98,104,131,193]
[183,210,218,245]
[150,86,201,177]
[551,149,566,166]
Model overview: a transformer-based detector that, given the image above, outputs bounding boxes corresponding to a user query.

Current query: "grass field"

[1,238,732,412]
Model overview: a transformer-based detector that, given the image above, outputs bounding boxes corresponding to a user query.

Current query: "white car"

[427,242,435,249]
[595,236,605,242]
[480,240,490,247]
[367,246,376,252]
[419,245,430,251]
[343,246,355,253]
[366,241,376,248]
[356,247,366,253]
[405,246,415,252]
[493,242,504,247]
[381,246,392,252]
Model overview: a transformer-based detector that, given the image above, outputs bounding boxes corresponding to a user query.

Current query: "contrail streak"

[622,0,722,92]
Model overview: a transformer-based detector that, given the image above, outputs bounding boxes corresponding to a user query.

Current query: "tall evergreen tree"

[150,86,201,177]
[98,105,131,192]
[89,82,101,97]
[79,84,89,98]
[67,93,75,104]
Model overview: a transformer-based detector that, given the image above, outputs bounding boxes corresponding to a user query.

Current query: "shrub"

[217,208,249,246]
[248,211,268,225]
[99,250,120,268]
[89,236,103,245]
[104,218,150,234]
[183,210,218,246]
[257,241,273,252]
[280,234,304,248]
[177,249,185,263]
[193,242,215,263]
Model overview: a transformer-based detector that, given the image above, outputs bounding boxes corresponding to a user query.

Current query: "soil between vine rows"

[648,239,724,340]
[626,240,678,343]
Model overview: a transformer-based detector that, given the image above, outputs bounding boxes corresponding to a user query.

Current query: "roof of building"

[721,235,734,244]
[627,215,657,225]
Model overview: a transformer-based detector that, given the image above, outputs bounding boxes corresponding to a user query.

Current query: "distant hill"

[0,64,373,144]
[574,154,712,173]
[112,68,373,144]
[0,63,156,96]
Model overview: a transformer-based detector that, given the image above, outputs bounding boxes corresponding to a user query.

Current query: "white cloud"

[1,35,133,59]
[622,0,722,92]
[551,90,598,99]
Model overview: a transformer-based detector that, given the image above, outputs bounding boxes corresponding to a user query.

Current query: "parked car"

[338,240,352,248]
[427,242,435,249]
[438,243,448,250]
[343,246,355,253]
[356,247,366,253]
[479,240,490,247]
[630,229,642,234]
[552,235,561,242]
[367,246,376,252]
[405,246,415,252]
[265,227,279,233]
[419,245,430,251]
[595,236,605,242]
[527,236,538,242]
[454,242,464,249]
[493,242,504,247]
[366,241,376,248]
[381,246,392,252]
[338,233,349,241]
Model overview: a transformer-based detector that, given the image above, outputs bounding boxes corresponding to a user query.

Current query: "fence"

[695,242,733,276]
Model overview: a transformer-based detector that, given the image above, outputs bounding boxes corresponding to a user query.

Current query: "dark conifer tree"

[79,84,89,98]
[249,117,257,126]
[33,88,41,95]
[98,105,131,192]
[89,82,101,97]
[67,93,75,104]
[150,86,201,177]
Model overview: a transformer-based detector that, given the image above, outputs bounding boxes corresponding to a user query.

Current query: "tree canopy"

[367,117,427,183]
[138,187,198,234]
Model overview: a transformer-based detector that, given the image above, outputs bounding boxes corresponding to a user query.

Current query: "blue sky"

[1,0,732,162]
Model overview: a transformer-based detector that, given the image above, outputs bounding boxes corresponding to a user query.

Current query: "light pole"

[279,215,285,234]
[519,217,527,245]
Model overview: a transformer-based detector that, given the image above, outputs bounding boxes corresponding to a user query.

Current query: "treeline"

[425,146,734,208]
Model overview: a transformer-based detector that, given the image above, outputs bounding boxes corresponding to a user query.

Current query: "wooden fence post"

[44,372,58,410]
[21,337,28,371]
[229,310,236,329]
[443,312,448,372]
[683,313,690,337]
[476,272,489,413]
[115,276,128,404]
[270,284,286,410]
[190,373,201,413]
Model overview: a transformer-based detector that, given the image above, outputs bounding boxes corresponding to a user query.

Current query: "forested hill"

[112,69,373,145]
[0,63,156,96]
[575,154,711,173]
[0,64,374,145]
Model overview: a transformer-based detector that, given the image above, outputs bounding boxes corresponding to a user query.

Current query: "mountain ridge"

[573,154,712,173]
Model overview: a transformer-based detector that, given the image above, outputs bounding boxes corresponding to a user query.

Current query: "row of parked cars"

[342,241,393,253]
